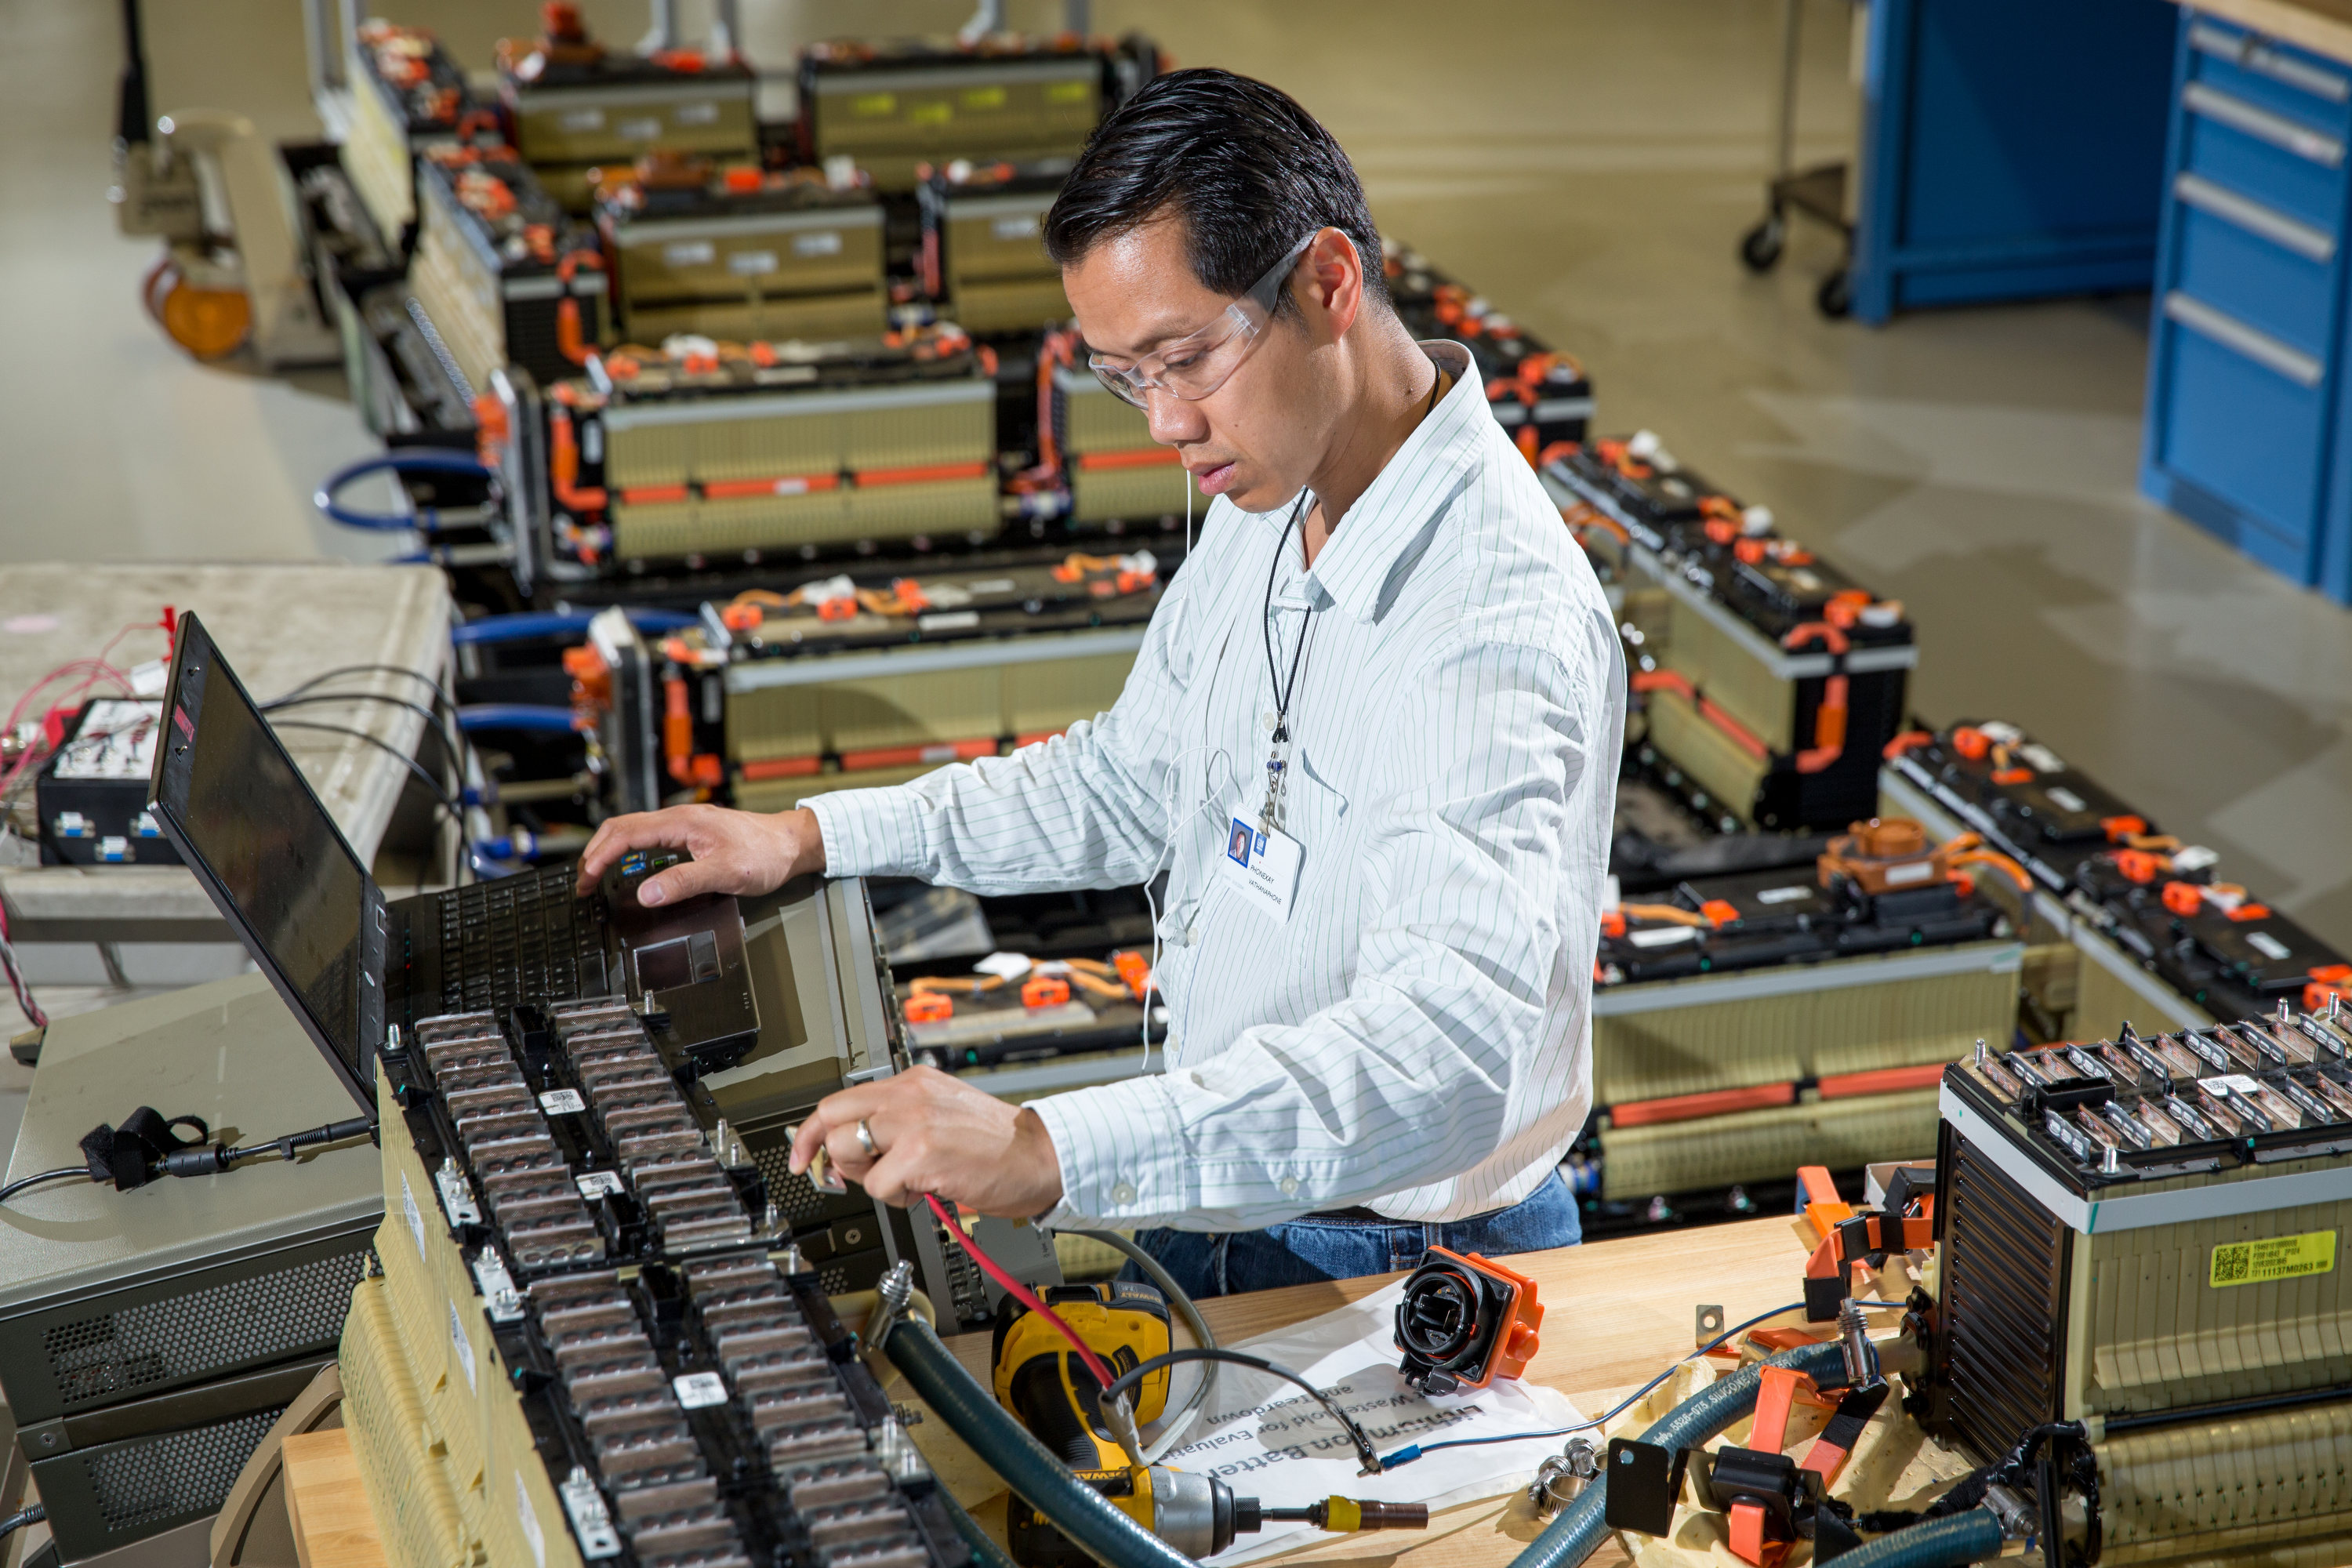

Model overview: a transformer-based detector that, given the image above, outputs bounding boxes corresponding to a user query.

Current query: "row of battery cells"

[1980,1011,2352,1169]
[533,1270,750,1568]
[549,1003,756,1252]
[413,1010,604,1268]
[681,1256,931,1568]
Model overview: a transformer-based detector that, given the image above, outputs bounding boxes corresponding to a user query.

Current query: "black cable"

[264,719,460,819]
[275,662,458,713]
[1381,1300,1809,1466]
[263,691,461,768]
[0,1167,89,1204]
[1261,491,1316,739]
[0,1503,45,1541]
[1098,1346,1382,1476]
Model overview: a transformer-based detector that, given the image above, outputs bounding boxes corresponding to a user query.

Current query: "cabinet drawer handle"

[2190,21,2350,103]
[2165,290,2325,386]
[2184,82,2346,166]
[2174,171,2337,261]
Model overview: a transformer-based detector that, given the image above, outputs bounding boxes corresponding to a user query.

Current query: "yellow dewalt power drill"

[990,1281,1427,1566]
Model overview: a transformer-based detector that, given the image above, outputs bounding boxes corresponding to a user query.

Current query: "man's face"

[1063,218,1344,516]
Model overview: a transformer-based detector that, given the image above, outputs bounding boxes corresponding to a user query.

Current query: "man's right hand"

[574,804,826,906]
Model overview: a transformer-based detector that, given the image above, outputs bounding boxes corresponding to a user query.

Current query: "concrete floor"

[1,0,2349,971]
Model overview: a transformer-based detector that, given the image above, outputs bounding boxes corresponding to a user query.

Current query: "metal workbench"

[0,564,452,991]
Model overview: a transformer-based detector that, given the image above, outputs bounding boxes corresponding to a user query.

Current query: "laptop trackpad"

[633,930,720,993]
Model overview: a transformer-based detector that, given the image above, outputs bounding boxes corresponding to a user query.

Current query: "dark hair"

[1043,68,1385,321]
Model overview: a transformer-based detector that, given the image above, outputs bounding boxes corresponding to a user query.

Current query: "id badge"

[1217,816,1303,922]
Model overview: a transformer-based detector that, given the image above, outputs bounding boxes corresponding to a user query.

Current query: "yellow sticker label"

[960,85,1007,110]
[1047,80,1094,104]
[2210,1230,2337,1288]
[909,100,953,126]
[851,93,895,116]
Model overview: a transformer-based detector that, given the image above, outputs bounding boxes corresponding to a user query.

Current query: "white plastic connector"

[1740,505,1773,535]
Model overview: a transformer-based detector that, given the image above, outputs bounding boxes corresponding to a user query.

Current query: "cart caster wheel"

[1816,268,1852,319]
[1739,218,1785,273]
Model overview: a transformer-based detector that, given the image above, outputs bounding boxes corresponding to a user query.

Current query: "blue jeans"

[1122,1171,1582,1298]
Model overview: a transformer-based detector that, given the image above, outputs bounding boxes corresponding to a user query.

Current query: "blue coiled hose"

[1512,1340,1851,1568]
[314,449,492,533]
[456,706,582,735]
[448,609,698,645]
[1824,1509,2005,1568]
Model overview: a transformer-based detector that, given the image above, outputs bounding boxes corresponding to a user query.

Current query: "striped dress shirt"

[806,341,1624,1230]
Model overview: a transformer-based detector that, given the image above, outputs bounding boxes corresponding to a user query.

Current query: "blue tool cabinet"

[1849,0,2178,324]
[2140,10,2352,601]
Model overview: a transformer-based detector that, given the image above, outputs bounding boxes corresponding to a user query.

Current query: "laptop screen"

[150,613,372,1098]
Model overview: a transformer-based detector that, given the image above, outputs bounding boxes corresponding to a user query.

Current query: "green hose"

[1511,1340,1851,1568]
[884,1317,1194,1568]
[935,1485,1019,1568]
[1819,1508,2005,1568]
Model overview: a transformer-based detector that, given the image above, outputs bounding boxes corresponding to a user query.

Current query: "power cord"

[0,1503,45,1541]
[263,719,462,820]
[0,1108,376,1207]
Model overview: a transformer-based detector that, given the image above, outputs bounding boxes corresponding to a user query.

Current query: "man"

[575,68,1624,1296]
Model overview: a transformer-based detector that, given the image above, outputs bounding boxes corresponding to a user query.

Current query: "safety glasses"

[1086,230,1323,408]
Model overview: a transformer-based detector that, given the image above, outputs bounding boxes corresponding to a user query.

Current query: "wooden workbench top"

[907,1216,1869,1568]
[289,1217,1868,1568]
[2181,0,2352,66]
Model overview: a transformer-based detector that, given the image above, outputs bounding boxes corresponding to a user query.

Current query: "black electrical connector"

[0,1105,377,1208]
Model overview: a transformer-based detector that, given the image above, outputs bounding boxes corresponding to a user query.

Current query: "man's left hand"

[788,1065,1065,1218]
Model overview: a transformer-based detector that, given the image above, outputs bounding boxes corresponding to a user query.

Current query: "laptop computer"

[146,611,760,1108]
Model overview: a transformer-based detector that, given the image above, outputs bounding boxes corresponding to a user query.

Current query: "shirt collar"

[1285,340,1489,623]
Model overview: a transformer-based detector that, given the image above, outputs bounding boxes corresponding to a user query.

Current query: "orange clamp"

[1021,975,1072,1008]
[902,992,953,1024]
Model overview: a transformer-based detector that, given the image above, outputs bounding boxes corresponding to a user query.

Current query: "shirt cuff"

[801,786,927,879]
[1028,1076,1194,1229]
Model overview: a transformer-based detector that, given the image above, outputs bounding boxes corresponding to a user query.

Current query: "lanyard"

[1259,491,1316,833]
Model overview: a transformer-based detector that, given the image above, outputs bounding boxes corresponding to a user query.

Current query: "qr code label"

[2210,1230,2337,1288]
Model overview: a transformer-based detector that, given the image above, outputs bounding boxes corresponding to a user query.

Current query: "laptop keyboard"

[437,865,612,1014]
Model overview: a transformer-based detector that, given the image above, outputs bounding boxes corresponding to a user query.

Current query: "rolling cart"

[1739,0,1856,318]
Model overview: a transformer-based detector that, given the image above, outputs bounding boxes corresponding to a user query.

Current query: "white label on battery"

[1755,884,1812,905]
[730,249,780,274]
[791,230,844,257]
[673,1371,730,1409]
[2247,931,2292,961]
[401,1172,426,1259]
[517,1474,547,1568]
[2201,1073,2263,1097]
[560,1468,623,1559]
[617,115,662,141]
[991,214,1040,241]
[1628,925,1698,948]
[2020,743,2067,774]
[561,107,605,131]
[1883,859,1936,885]
[917,611,980,631]
[663,241,717,267]
[448,1299,477,1392]
[576,1171,626,1199]
[673,102,720,125]
[540,1088,587,1114]
[2045,785,2087,812]
[965,578,1016,594]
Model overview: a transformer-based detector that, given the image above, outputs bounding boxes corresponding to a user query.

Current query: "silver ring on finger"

[855,1117,880,1161]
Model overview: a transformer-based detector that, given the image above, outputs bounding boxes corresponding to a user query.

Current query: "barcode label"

[2211,1230,2336,1288]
